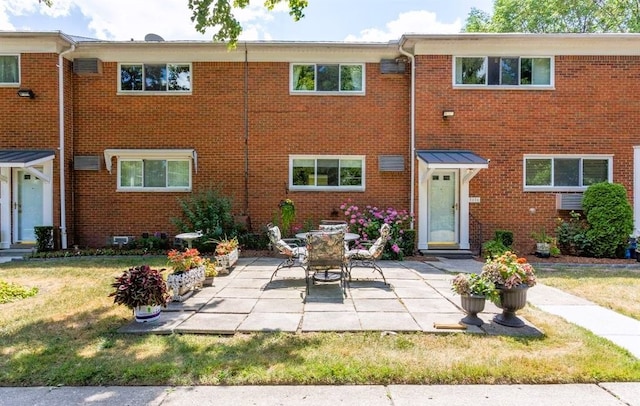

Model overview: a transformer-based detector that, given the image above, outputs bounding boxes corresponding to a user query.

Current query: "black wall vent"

[379,155,404,171]
[74,156,100,171]
[380,59,406,74]
[73,58,102,75]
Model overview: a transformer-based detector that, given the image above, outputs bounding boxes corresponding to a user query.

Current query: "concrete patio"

[118,257,543,337]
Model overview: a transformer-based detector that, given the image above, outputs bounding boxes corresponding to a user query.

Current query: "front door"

[429,170,458,245]
[14,169,44,242]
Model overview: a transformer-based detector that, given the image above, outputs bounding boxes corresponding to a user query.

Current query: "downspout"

[243,43,249,216]
[58,44,75,250]
[398,41,415,229]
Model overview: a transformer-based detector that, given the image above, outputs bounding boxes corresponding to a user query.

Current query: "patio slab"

[358,312,420,331]
[174,312,247,334]
[301,311,361,331]
[253,298,305,313]
[402,298,461,313]
[237,312,302,332]
[118,311,193,334]
[200,297,258,313]
[352,298,407,312]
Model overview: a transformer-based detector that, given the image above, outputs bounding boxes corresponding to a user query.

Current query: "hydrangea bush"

[340,200,414,260]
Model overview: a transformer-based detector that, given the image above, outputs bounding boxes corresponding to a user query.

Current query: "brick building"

[1,31,638,254]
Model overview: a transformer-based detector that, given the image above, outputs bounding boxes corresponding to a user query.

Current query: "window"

[291,63,364,93]
[524,155,611,191]
[0,55,19,85]
[290,156,365,190]
[104,149,195,191]
[454,56,552,87]
[119,63,191,92]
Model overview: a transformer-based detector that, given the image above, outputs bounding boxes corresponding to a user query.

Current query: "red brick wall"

[414,54,638,253]
[71,61,411,246]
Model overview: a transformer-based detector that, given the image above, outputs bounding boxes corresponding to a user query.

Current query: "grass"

[536,267,640,321]
[1,257,639,386]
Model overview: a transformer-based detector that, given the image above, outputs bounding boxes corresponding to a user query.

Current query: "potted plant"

[109,265,169,323]
[451,273,497,326]
[531,229,553,258]
[211,236,239,274]
[166,248,207,301]
[480,251,537,327]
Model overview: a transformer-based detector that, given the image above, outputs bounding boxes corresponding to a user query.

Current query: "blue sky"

[1,0,493,42]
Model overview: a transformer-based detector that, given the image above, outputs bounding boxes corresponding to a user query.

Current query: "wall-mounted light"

[17,89,35,99]
[442,110,454,119]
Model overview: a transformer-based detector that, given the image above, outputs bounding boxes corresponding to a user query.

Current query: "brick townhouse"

[1,31,638,255]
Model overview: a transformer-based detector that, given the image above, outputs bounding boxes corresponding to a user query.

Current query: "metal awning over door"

[416,150,488,169]
[0,150,55,168]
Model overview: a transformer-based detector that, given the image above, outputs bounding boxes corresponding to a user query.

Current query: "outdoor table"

[295,231,358,282]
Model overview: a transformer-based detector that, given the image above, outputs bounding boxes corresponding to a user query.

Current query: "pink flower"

[391,244,400,253]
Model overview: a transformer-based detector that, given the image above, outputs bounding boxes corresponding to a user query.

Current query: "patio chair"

[345,223,391,285]
[266,223,308,283]
[318,220,349,250]
[305,229,347,297]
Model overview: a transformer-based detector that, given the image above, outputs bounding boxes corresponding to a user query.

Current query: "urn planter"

[493,285,529,328]
[460,295,486,326]
[166,265,205,302]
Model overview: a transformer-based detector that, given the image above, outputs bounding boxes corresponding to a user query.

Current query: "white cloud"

[344,10,462,42]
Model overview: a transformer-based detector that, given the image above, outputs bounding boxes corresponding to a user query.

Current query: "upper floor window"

[524,155,611,191]
[291,63,364,94]
[290,155,365,191]
[119,63,191,92]
[0,55,19,85]
[454,56,552,87]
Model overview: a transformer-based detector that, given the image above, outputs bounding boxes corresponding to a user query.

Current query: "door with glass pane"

[15,169,44,242]
[429,171,458,244]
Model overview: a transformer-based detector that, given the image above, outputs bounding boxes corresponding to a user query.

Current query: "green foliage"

[34,226,54,252]
[109,265,170,309]
[0,280,38,304]
[481,239,509,259]
[555,211,590,256]
[494,230,513,247]
[172,189,236,250]
[451,273,498,302]
[582,182,634,258]
[465,0,640,33]
[278,199,296,236]
[129,235,170,251]
[238,232,270,250]
[188,0,308,47]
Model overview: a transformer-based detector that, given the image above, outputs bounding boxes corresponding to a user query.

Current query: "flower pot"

[215,247,239,275]
[494,285,529,328]
[166,265,206,302]
[203,276,215,286]
[134,305,162,323]
[460,294,486,326]
[535,242,550,258]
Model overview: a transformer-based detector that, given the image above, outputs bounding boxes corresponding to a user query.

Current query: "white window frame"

[523,154,613,192]
[289,155,365,191]
[290,63,365,95]
[453,56,554,89]
[0,54,20,86]
[117,62,192,94]
[103,149,196,192]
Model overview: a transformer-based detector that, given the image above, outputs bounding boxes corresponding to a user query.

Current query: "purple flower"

[392,244,400,253]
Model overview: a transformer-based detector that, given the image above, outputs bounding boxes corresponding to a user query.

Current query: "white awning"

[103,149,198,173]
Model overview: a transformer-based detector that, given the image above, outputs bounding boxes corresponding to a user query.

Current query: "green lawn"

[1,258,639,386]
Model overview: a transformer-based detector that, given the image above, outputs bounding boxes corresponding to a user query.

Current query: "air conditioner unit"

[556,193,584,210]
[112,236,130,245]
[73,58,102,75]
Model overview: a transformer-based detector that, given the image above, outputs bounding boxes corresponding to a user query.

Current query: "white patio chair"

[345,223,391,285]
[266,223,308,283]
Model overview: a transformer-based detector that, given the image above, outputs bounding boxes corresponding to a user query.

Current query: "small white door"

[15,169,44,242]
[429,170,458,244]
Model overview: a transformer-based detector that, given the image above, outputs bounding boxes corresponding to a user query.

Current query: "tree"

[188,0,308,47]
[464,0,640,33]
[38,0,308,47]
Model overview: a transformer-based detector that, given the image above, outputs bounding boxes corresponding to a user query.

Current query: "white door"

[429,170,458,244]
[14,169,44,242]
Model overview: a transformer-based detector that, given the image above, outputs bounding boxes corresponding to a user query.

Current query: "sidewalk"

[1,257,638,406]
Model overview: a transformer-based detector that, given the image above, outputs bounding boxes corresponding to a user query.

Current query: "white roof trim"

[103,149,197,174]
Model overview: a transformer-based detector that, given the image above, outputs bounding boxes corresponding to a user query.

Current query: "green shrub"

[481,239,509,259]
[582,182,634,258]
[494,230,513,247]
[172,189,237,250]
[555,211,590,256]
[34,226,54,252]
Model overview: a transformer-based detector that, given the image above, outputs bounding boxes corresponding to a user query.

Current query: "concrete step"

[419,249,474,259]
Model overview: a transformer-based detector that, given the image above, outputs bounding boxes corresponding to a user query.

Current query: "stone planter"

[134,305,162,323]
[494,285,529,328]
[460,294,486,326]
[215,248,239,275]
[166,265,205,302]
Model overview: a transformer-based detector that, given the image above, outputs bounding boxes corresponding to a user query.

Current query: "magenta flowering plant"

[339,200,413,260]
